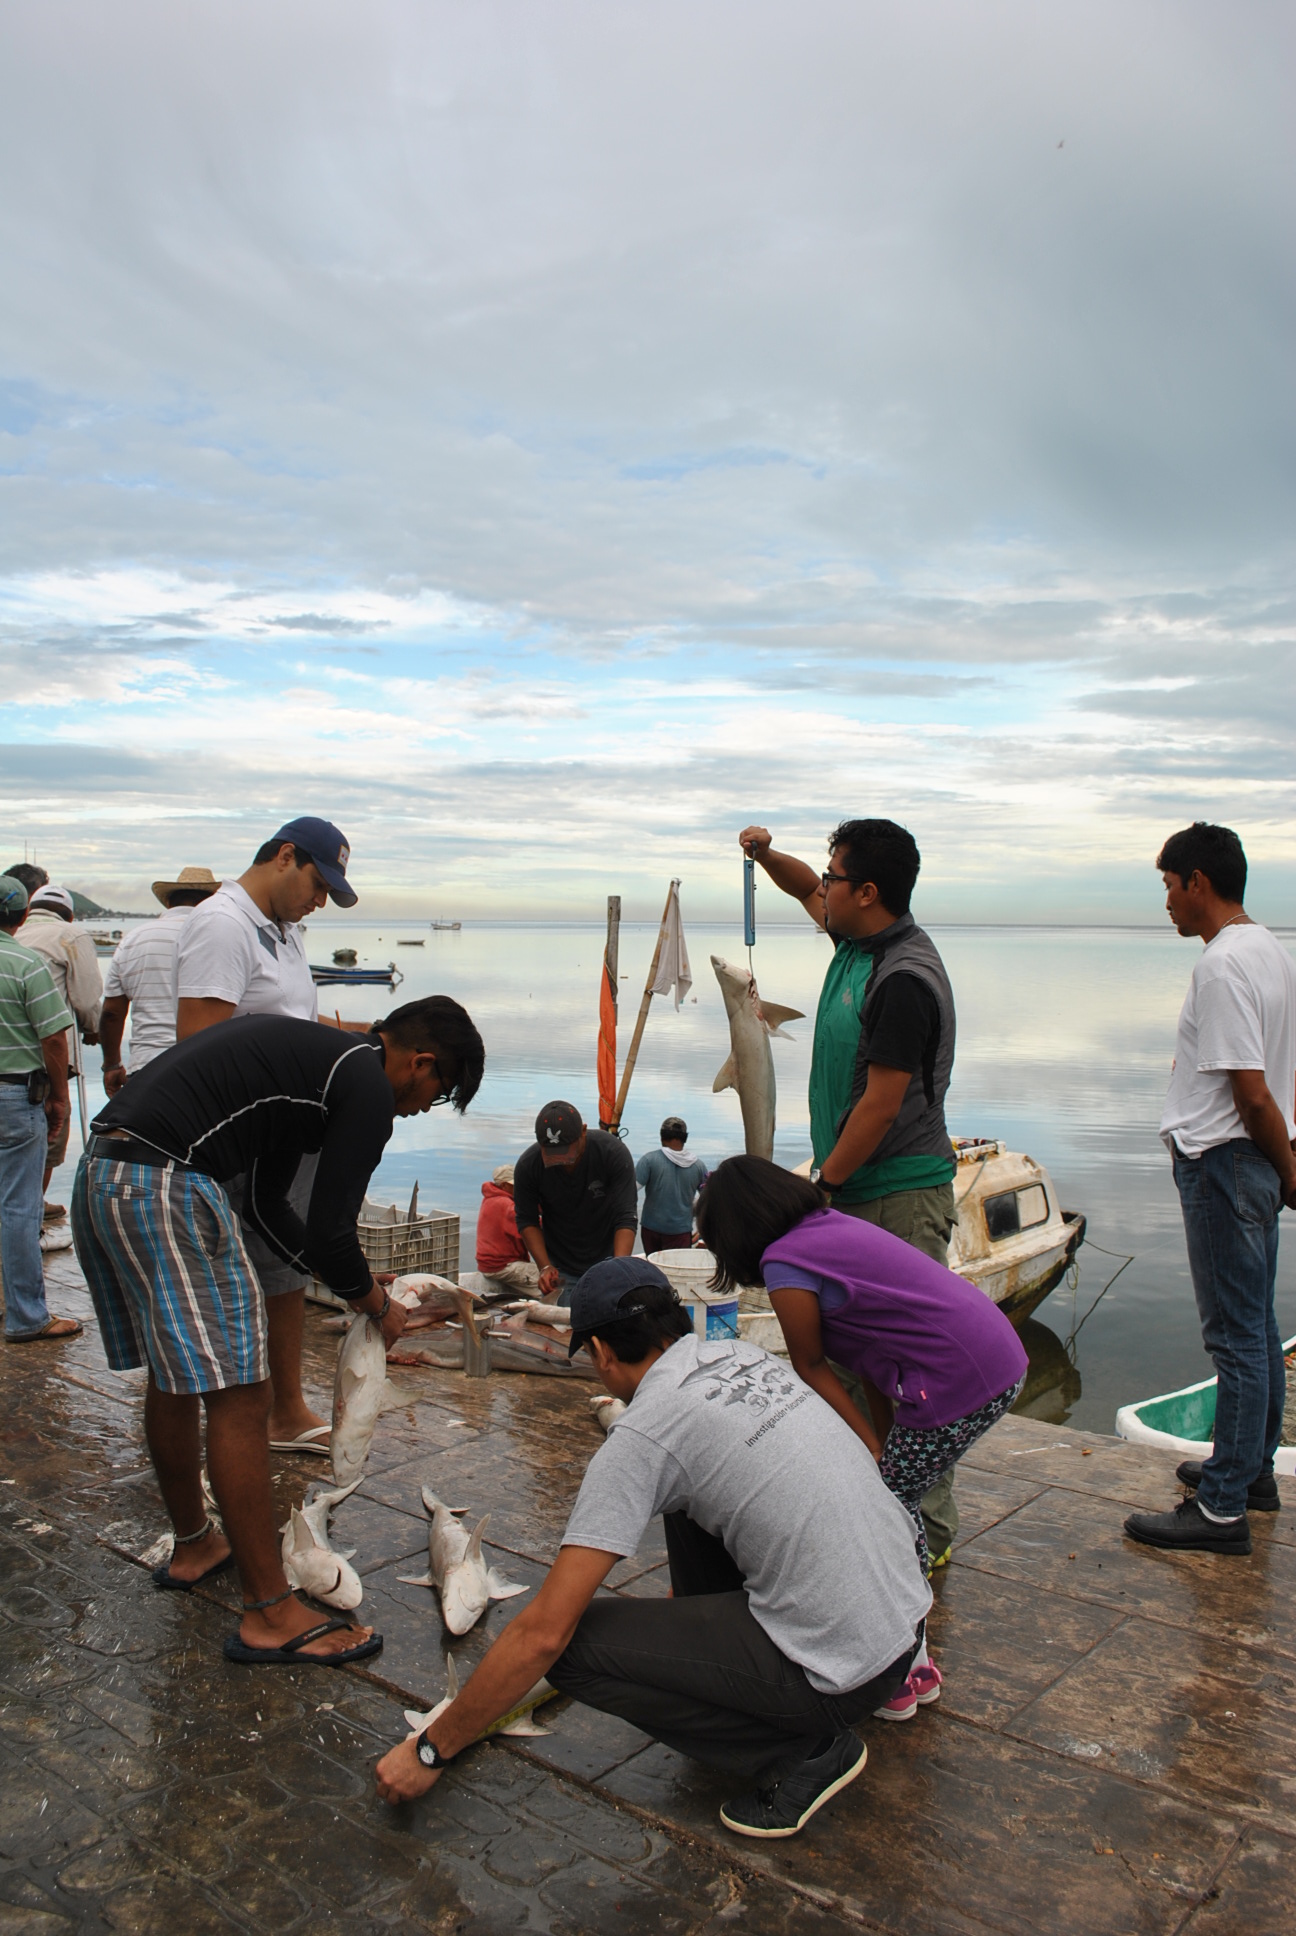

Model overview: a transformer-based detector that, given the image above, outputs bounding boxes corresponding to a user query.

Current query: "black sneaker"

[1175,1460,1280,1513]
[719,1732,867,1839]
[1123,1497,1252,1555]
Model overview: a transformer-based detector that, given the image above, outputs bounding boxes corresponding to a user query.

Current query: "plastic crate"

[307,1206,460,1309]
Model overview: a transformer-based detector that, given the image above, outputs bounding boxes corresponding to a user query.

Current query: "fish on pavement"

[397,1487,529,1634]
[402,1653,556,1740]
[331,1316,387,1485]
[281,1505,364,1610]
[710,954,803,1161]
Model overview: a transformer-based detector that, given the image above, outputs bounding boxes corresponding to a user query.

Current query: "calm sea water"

[59,919,1296,1434]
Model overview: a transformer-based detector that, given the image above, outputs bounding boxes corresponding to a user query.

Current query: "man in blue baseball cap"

[376,1254,930,1841]
[173,818,362,1459]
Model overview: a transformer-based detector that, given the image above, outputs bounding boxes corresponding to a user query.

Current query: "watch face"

[416,1738,439,1768]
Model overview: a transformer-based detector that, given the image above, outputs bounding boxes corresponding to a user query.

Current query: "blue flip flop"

[223,1616,383,1667]
[152,1552,235,1592]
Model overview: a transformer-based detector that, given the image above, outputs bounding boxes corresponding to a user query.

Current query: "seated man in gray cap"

[376,1256,930,1840]
[512,1101,638,1304]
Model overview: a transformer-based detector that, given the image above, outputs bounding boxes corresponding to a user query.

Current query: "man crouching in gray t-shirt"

[377,1257,931,1839]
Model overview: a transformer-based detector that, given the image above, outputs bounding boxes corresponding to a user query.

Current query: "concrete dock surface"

[2,1249,1293,1935]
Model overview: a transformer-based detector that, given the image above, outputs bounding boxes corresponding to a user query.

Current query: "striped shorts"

[70,1154,269,1395]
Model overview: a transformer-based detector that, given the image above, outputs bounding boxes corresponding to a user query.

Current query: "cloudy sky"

[2,1,1293,921]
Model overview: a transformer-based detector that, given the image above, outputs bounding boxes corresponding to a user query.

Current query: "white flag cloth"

[650,880,692,1010]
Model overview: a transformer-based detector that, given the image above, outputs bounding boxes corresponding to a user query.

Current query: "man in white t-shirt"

[375,1258,930,1839]
[1125,823,1296,1557]
[99,867,220,1091]
[175,817,362,1457]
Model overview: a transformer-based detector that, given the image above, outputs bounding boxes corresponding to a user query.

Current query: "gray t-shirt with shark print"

[561,1334,931,1695]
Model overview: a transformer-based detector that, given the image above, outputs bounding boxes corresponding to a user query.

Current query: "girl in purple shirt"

[697,1157,1026,1571]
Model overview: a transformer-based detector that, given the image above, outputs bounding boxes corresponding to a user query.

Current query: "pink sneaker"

[874,1674,918,1721]
[873,1662,943,1722]
[910,1662,942,1707]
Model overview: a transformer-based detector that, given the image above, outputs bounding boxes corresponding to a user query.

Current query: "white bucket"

[646,1249,739,1342]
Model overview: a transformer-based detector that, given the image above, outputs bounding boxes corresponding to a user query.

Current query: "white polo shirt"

[104,905,199,1069]
[174,881,318,1023]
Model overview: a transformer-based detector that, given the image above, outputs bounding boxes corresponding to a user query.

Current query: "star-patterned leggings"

[878,1376,1025,1572]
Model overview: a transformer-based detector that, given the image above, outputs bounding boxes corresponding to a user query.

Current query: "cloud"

[0,2,1293,918]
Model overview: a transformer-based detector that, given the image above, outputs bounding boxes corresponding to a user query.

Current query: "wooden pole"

[609,880,676,1131]
[605,896,620,1003]
[598,896,621,1131]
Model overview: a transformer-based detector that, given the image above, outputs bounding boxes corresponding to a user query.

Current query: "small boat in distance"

[430,918,462,931]
[310,963,403,988]
[1116,1339,1296,1476]
[397,938,425,946]
[90,928,123,954]
[332,946,358,965]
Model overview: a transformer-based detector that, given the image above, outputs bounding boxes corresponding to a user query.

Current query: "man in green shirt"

[737,819,961,1561]
[0,876,82,1341]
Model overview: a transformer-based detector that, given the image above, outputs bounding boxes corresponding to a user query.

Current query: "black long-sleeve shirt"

[512,1129,638,1278]
[92,1016,394,1297]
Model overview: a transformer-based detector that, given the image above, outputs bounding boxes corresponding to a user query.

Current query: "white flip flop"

[269,1425,332,1457]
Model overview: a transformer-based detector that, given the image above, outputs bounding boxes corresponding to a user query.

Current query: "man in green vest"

[737,819,961,1566]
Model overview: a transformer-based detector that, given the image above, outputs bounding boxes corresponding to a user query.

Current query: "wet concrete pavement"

[2,1248,1293,1933]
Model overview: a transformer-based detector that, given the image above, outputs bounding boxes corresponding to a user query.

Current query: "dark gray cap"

[567,1256,677,1356]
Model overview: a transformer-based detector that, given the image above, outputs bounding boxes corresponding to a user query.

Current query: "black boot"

[1124,1497,1251,1555]
[1175,1460,1279,1513]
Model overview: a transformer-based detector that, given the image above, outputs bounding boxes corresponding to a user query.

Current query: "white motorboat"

[947,1139,1086,1323]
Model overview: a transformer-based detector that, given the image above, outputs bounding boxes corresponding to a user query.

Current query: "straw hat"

[150,865,221,909]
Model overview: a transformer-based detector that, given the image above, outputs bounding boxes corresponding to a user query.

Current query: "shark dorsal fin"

[467,1514,490,1563]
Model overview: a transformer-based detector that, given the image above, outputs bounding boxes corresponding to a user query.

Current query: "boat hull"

[1116,1335,1296,1476]
[954,1212,1086,1326]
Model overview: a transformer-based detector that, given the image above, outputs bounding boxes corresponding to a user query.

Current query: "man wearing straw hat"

[99,866,221,1093]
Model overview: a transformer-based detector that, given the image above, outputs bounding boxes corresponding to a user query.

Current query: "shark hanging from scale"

[710,956,804,1162]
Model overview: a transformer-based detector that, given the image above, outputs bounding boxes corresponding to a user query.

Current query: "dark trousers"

[641,1227,694,1255]
[1173,1139,1285,1516]
[548,1513,918,1782]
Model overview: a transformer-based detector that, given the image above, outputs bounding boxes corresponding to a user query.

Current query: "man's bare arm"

[375,1546,616,1804]
[40,1030,70,1139]
[175,996,236,1040]
[1229,1070,1296,1207]
[737,826,826,930]
[818,1063,911,1187]
[99,995,130,1094]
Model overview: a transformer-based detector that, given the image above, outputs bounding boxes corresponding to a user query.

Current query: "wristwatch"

[416,1729,454,1770]
[809,1166,841,1195]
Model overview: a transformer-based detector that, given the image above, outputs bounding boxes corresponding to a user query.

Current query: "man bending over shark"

[376,1257,930,1839]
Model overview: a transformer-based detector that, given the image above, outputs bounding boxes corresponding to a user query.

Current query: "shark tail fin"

[712,1054,737,1094]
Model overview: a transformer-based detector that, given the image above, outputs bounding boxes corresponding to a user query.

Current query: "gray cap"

[0,875,28,919]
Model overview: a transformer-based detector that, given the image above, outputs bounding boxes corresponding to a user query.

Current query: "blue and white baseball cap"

[270,817,358,908]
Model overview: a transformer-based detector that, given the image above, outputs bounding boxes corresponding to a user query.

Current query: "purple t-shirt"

[762,1209,1026,1430]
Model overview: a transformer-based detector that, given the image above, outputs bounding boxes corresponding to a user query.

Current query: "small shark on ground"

[402,1653,556,1741]
[710,955,804,1161]
[397,1487,530,1634]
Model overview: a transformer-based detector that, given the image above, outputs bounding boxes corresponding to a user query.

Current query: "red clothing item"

[476,1181,528,1273]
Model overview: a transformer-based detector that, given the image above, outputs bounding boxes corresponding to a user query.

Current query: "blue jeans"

[0,1084,51,1339]
[1173,1138,1285,1517]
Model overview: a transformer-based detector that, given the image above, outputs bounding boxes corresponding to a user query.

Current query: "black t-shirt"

[861,972,940,1076]
[92,1016,395,1298]
[512,1130,639,1277]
